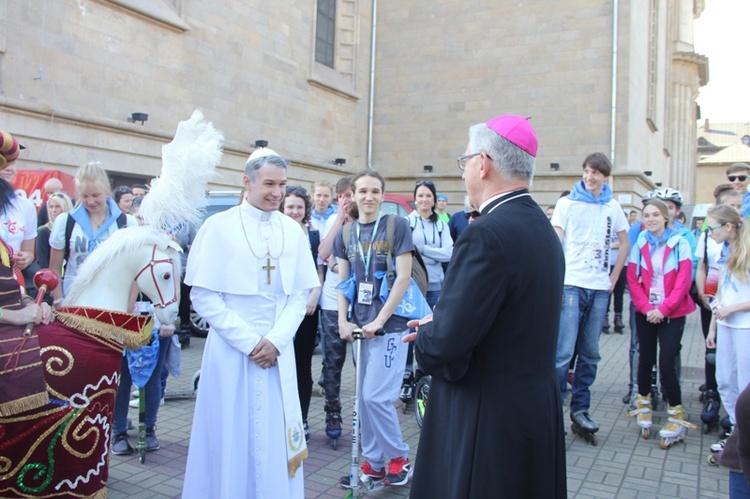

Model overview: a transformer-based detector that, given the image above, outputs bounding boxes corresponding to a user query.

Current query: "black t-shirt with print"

[333,214,414,332]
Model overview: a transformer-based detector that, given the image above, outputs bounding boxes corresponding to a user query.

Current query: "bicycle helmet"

[641,189,659,205]
[655,188,683,207]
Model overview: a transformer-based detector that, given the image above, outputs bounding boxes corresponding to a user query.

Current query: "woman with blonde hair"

[48,161,136,302]
[706,204,750,456]
[36,192,73,269]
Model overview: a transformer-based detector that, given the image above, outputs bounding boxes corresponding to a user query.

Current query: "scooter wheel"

[139,449,146,464]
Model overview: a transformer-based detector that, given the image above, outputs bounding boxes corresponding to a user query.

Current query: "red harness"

[134,245,178,308]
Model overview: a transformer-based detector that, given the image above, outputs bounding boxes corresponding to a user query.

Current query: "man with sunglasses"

[727,163,750,219]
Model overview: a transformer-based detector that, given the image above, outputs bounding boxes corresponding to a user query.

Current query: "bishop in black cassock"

[409,115,566,498]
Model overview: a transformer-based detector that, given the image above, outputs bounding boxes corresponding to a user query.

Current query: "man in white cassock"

[182,148,320,499]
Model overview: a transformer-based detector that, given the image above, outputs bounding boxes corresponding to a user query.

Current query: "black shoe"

[145,427,160,451]
[303,421,310,443]
[614,313,625,333]
[622,390,632,404]
[178,332,191,348]
[112,432,134,455]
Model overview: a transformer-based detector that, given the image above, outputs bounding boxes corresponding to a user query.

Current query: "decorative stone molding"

[94,0,190,32]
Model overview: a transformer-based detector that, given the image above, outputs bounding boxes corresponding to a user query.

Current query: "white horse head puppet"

[63,109,223,328]
[63,228,183,325]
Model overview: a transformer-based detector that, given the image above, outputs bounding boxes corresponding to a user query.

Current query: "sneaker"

[614,313,625,333]
[145,427,160,451]
[112,432,133,455]
[339,461,385,488]
[129,398,140,408]
[385,456,413,486]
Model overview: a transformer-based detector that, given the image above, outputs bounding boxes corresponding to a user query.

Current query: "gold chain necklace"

[239,206,284,259]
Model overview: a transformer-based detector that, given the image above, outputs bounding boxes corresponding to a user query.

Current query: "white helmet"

[655,188,683,208]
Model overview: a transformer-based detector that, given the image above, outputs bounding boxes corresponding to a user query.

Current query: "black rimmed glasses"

[728,175,748,182]
[457,152,491,171]
[708,223,725,233]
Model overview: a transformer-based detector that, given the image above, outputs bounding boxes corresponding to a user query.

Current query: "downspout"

[610,0,619,164]
[366,0,378,170]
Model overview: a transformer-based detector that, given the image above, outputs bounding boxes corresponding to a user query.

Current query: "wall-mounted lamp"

[423,165,433,173]
[644,170,653,177]
[254,140,269,148]
[655,182,662,187]
[128,112,148,125]
[334,158,346,166]
[550,162,560,171]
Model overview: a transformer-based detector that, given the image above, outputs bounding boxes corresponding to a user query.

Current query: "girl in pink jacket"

[627,198,696,448]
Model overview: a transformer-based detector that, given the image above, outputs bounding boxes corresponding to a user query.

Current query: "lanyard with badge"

[355,213,381,306]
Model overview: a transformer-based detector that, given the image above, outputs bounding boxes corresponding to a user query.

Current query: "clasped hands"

[249,338,279,369]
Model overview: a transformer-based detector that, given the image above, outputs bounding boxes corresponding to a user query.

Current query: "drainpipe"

[366,0,378,170]
[610,0,619,165]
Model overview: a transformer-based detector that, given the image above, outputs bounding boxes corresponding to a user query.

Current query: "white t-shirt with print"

[0,196,38,252]
[551,196,629,290]
[49,212,137,295]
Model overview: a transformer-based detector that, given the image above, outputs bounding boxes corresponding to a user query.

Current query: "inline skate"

[659,405,697,449]
[324,399,342,450]
[628,394,652,439]
[570,411,599,446]
[700,389,720,434]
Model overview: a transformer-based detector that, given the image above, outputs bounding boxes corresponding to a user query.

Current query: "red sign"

[10,170,76,211]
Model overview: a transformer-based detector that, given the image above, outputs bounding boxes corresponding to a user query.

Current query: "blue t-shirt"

[333,214,414,332]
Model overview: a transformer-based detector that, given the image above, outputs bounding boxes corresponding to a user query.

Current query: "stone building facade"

[0,0,706,212]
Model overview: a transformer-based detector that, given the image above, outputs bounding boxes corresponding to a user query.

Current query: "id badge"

[649,289,662,305]
[358,282,374,305]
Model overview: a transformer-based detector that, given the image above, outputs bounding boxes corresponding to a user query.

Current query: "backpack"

[64,212,128,262]
[342,214,429,297]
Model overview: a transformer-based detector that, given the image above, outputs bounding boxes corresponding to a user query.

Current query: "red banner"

[10,170,76,212]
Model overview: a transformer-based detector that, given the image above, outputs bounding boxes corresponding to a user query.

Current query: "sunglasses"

[708,223,725,232]
[416,180,435,188]
[728,175,748,182]
[114,186,132,194]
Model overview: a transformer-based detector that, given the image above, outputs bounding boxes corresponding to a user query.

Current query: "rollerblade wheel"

[642,428,649,440]
[330,438,338,450]
[707,454,719,467]
[344,490,354,499]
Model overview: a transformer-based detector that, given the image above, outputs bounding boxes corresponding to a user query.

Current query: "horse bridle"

[134,245,178,308]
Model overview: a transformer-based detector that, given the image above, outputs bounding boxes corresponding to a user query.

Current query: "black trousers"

[636,313,685,406]
[699,303,718,391]
[294,310,319,421]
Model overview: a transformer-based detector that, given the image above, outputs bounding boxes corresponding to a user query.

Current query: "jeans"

[730,471,750,499]
[112,336,171,434]
[556,285,609,413]
[405,289,441,379]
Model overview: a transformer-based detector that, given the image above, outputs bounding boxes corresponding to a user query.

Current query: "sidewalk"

[107,309,729,498]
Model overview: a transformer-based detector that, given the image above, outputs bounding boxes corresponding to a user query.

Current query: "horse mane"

[64,226,181,306]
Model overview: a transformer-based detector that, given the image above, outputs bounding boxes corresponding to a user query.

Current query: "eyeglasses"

[708,223,725,232]
[728,175,748,182]
[416,180,434,187]
[457,152,492,171]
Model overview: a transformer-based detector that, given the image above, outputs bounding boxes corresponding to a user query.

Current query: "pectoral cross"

[262,257,276,285]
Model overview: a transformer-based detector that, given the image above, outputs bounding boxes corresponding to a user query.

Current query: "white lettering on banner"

[14,189,43,208]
